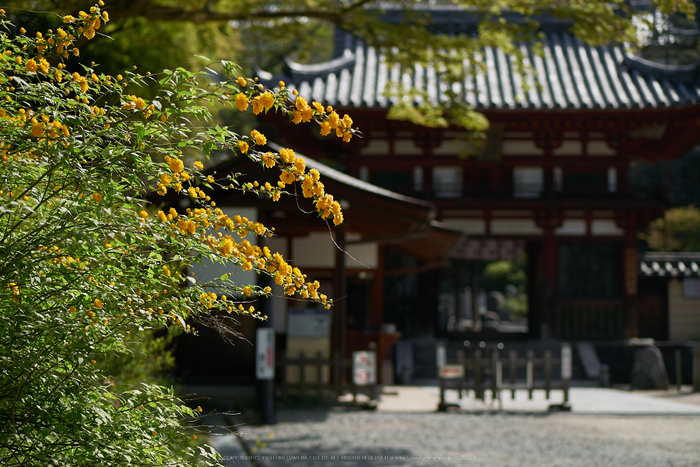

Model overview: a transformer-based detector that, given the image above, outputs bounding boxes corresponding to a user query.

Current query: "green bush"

[0,3,355,465]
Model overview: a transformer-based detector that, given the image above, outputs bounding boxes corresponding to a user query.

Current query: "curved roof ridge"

[284,50,356,82]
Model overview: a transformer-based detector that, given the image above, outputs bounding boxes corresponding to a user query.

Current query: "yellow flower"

[236,76,247,87]
[251,96,264,115]
[102,11,109,23]
[168,158,184,173]
[280,171,295,184]
[236,93,248,111]
[238,141,249,153]
[83,27,95,40]
[26,59,38,73]
[259,91,275,110]
[251,129,267,146]
[139,210,149,218]
[261,152,276,168]
[279,148,295,163]
[194,161,204,170]
[94,298,103,309]
[328,111,340,129]
[31,123,44,137]
[91,192,102,203]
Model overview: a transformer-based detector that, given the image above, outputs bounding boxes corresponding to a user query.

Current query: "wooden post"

[491,348,499,402]
[333,352,341,398]
[280,353,288,400]
[526,350,534,400]
[316,351,324,402]
[544,350,552,400]
[509,350,517,399]
[299,351,306,398]
[474,349,483,400]
[457,349,465,399]
[438,375,446,411]
[675,348,682,391]
[693,346,700,392]
[561,343,572,405]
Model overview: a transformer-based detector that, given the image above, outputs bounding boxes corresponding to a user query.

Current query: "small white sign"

[436,344,446,371]
[440,365,464,379]
[256,328,275,380]
[352,351,376,386]
[561,344,572,380]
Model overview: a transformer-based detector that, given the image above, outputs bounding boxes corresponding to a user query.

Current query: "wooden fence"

[437,343,572,411]
[279,351,379,404]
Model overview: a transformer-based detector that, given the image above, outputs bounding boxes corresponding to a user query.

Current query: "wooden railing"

[554,299,624,339]
[438,344,572,411]
[279,351,379,404]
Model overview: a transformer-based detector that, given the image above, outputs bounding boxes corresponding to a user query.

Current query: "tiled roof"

[640,252,700,277]
[260,9,700,111]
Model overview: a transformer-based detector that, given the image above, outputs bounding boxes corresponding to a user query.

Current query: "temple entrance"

[436,257,529,337]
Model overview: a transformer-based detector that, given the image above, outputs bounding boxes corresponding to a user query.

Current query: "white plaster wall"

[292,232,336,268]
[669,280,700,340]
[490,219,543,235]
[556,219,586,236]
[588,140,616,156]
[189,207,257,292]
[552,141,583,156]
[591,219,624,236]
[359,139,390,156]
[502,140,544,156]
[442,218,487,235]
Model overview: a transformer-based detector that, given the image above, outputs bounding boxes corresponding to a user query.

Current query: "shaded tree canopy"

[642,206,700,252]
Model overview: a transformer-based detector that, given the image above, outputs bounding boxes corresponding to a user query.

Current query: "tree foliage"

[3,0,696,132]
[642,206,700,252]
[0,3,356,464]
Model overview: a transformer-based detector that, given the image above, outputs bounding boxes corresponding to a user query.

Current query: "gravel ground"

[231,409,700,467]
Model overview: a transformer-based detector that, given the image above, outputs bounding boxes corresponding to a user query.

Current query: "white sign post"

[352,351,376,386]
[561,343,572,380]
[256,328,275,380]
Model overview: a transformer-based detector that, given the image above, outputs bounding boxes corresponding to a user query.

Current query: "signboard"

[561,344,572,380]
[436,344,446,371]
[256,328,275,380]
[352,351,376,386]
[439,365,465,379]
[450,238,525,261]
[287,308,331,338]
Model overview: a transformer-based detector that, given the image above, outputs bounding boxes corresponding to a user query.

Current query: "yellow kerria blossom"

[280,171,295,184]
[168,157,184,173]
[261,152,276,168]
[236,76,247,87]
[194,161,204,170]
[94,298,103,309]
[320,121,331,136]
[251,129,267,145]
[328,111,340,129]
[259,91,275,110]
[30,123,44,137]
[279,148,295,163]
[250,96,264,115]
[26,59,38,73]
[238,141,249,153]
[139,210,149,218]
[91,192,102,203]
[236,93,248,111]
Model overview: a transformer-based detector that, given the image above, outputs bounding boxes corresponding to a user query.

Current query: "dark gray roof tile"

[273,26,700,111]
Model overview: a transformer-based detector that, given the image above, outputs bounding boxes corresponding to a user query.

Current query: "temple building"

[257,6,700,345]
[175,6,700,385]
